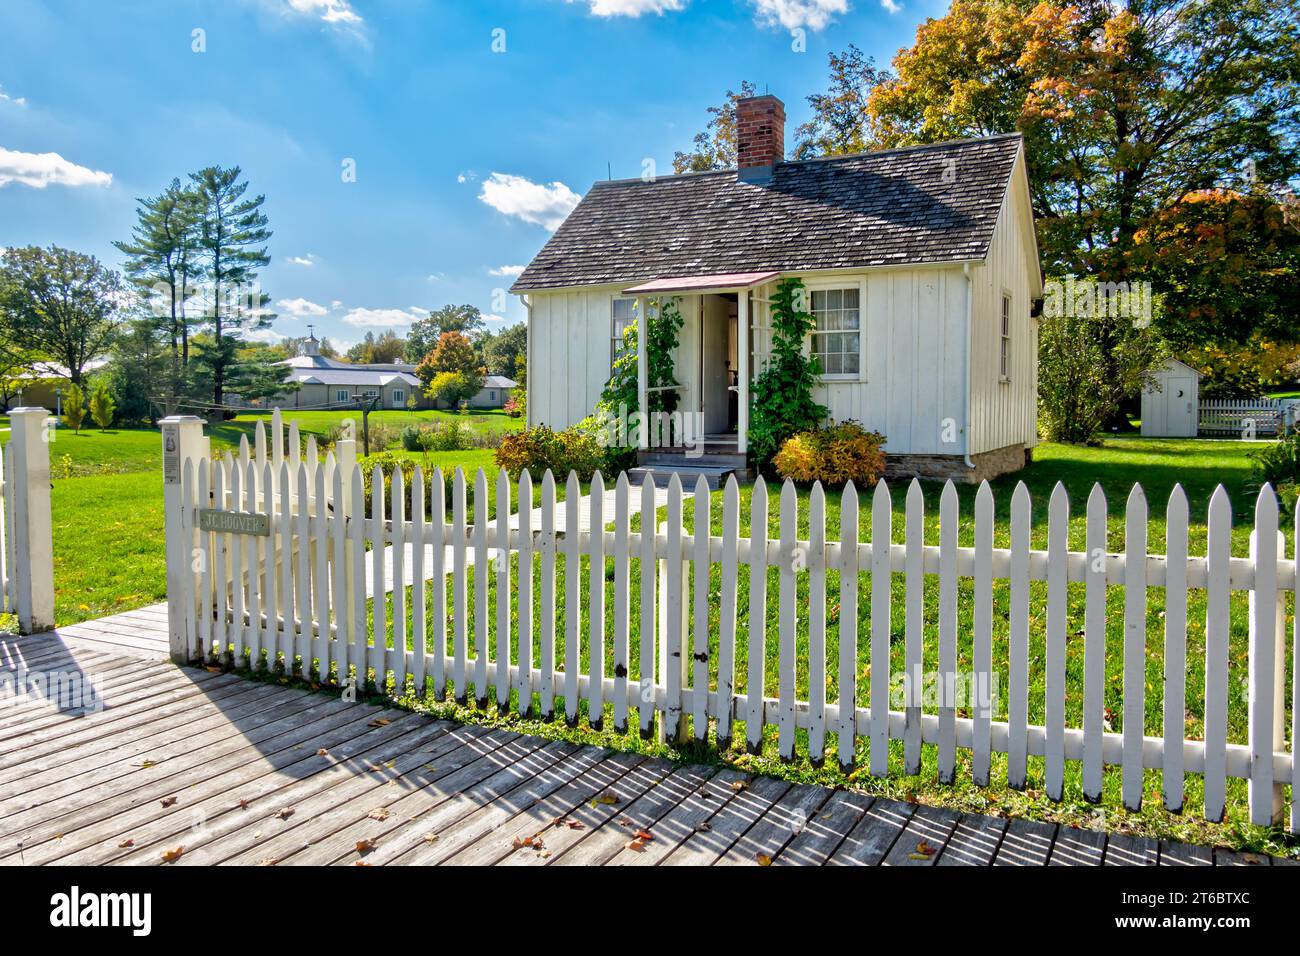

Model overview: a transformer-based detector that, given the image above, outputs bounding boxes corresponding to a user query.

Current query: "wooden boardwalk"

[0,617,1286,867]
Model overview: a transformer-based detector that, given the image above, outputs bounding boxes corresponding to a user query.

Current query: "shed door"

[1166,375,1196,436]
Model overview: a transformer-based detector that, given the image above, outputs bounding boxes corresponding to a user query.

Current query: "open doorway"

[700,292,737,436]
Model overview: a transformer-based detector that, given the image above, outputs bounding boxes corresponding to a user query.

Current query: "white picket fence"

[1199,398,1298,437]
[164,412,1300,832]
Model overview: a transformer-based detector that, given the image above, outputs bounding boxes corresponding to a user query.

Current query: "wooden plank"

[661,774,790,866]
[692,475,711,743]
[937,481,958,783]
[972,480,993,786]
[1083,483,1107,801]
[348,466,366,689]
[501,758,675,867]
[517,470,534,715]
[1158,839,1213,866]
[870,480,890,776]
[1049,826,1108,866]
[936,813,1007,866]
[540,470,557,719]
[902,479,921,775]
[1122,485,1148,811]
[828,796,914,865]
[1045,482,1069,801]
[612,474,630,732]
[410,466,426,695]
[444,751,646,866]
[586,472,604,728]
[1204,486,1231,822]
[1104,833,1158,865]
[1163,485,1188,813]
[550,764,715,866]
[563,470,580,724]
[716,475,740,748]
[715,782,831,866]
[452,469,468,702]
[637,475,656,738]
[1007,481,1031,789]
[495,468,511,710]
[604,767,751,866]
[1248,487,1280,826]
[1214,847,1272,866]
[664,474,685,742]
[882,804,959,866]
[745,478,768,754]
[473,468,489,706]
[775,789,872,866]
[993,817,1057,866]
[807,481,826,763]
[430,467,446,698]
[777,479,797,760]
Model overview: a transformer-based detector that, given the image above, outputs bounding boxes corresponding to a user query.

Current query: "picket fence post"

[8,408,55,634]
[159,415,206,663]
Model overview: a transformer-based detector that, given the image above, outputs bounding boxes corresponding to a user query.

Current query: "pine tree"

[89,380,115,430]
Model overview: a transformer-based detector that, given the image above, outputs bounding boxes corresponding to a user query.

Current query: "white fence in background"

[1199,398,1298,437]
[161,411,1299,832]
[3,408,54,633]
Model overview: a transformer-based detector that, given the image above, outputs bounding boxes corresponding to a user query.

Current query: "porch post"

[635,295,648,450]
[737,290,749,455]
[160,415,207,664]
[8,408,54,634]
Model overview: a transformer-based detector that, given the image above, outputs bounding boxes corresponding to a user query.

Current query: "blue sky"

[0,0,940,351]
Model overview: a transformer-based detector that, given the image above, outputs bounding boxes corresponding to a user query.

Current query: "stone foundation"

[884,443,1030,484]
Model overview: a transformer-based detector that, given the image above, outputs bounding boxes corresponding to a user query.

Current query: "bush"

[358,451,456,518]
[748,278,828,466]
[401,422,472,453]
[503,392,524,418]
[1251,428,1300,511]
[495,423,603,482]
[773,420,887,486]
[363,421,399,452]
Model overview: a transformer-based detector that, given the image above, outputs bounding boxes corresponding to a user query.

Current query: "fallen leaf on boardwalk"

[564,820,585,830]
[755,853,772,866]
[368,718,391,727]
[354,861,372,867]
[259,858,278,866]
[422,833,439,844]
[160,796,177,808]
[512,836,543,850]
[137,760,155,769]
[616,817,634,827]
[275,807,295,820]
[161,847,184,863]
[730,780,749,792]
[367,808,390,821]
[118,839,134,849]
[238,799,251,810]
[625,838,648,852]
[317,748,329,756]
[355,839,375,853]
[205,666,222,673]
[694,822,712,833]
[634,829,654,841]
[591,792,619,807]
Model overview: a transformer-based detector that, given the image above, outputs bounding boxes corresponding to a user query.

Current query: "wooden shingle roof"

[512,133,1023,293]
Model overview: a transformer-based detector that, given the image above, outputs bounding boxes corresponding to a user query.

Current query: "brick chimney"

[736,94,785,183]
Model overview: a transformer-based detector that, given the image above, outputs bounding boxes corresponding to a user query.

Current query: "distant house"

[232,334,424,410]
[512,94,1042,483]
[470,375,517,409]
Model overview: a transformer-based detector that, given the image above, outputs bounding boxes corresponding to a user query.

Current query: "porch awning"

[621,271,779,295]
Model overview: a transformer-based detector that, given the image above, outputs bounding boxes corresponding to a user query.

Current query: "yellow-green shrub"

[773,420,887,486]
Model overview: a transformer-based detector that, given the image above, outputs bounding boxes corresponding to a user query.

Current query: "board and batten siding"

[967,148,1042,456]
[527,285,626,430]
[803,267,968,457]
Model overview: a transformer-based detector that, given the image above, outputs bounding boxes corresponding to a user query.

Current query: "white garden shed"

[1141,358,1201,437]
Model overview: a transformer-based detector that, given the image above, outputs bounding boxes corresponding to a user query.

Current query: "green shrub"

[773,420,887,487]
[401,422,472,453]
[749,278,828,467]
[495,422,603,482]
[1251,428,1300,511]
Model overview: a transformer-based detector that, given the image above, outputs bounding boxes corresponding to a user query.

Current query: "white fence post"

[656,517,688,744]
[1248,524,1289,824]
[8,408,54,634]
[161,415,207,664]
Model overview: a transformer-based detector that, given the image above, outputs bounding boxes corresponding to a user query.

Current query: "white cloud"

[489,264,526,277]
[880,0,900,12]
[749,0,849,30]
[244,327,286,343]
[341,306,425,328]
[0,87,26,108]
[478,173,580,231]
[426,272,444,282]
[287,253,316,266]
[569,0,687,16]
[330,299,344,309]
[278,297,329,317]
[278,0,363,26]
[0,147,112,189]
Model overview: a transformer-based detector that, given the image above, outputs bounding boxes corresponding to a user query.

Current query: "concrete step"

[638,450,749,469]
[627,464,735,491]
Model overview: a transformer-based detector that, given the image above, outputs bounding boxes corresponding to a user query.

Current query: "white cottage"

[512,94,1042,482]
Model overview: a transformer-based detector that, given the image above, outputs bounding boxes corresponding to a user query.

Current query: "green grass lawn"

[223,407,523,444]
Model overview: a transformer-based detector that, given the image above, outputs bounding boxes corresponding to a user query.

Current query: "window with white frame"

[809,287,861,376]
[611,297,636,366]
[1000,293,1012,381]
[336,389,349,403]
[391,389,405,405]
[362,388,378,399]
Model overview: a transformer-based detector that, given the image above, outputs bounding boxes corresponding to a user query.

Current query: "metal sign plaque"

[199,509,271,537]
[162,423,180,485]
